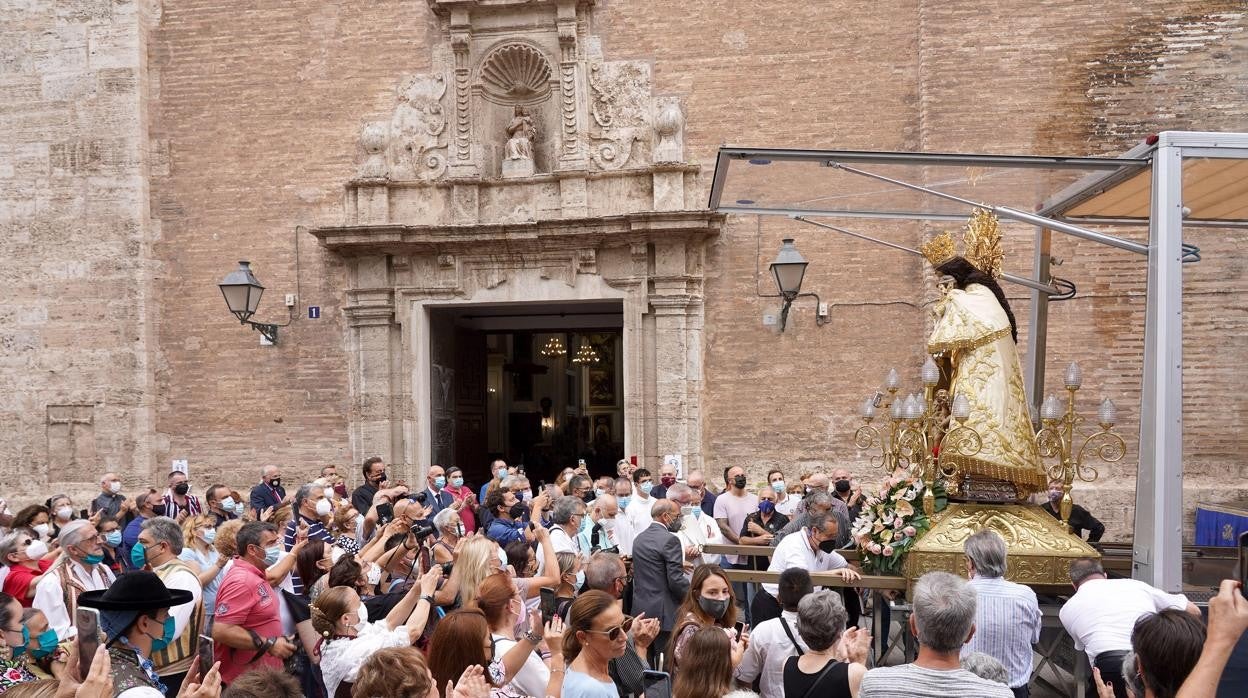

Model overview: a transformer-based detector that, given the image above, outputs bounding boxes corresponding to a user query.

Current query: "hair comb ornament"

[962,208,1004,279]
[919,231,958,267]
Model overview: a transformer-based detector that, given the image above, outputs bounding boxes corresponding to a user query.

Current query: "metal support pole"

[1134,140,1185,591]
[1025,227,1053,418]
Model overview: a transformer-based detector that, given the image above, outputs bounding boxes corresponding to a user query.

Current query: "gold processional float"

[850,210,1127,588]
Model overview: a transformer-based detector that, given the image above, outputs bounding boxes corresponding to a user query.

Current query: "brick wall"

[3,0,1245,541]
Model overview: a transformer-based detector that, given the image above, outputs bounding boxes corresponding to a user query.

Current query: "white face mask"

[354,603,369,631]
[32,524,50,540]
[25,539,48,561]
[315,499,333,517]
[366,563,383,586]
[109,481,122,494]
[55,507,73,522]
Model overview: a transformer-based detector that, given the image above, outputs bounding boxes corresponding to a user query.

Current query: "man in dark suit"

[420,464,454,518]
[249,465,287,516]
[629,499,689,662]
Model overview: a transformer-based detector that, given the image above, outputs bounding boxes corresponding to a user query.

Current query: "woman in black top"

[782,590,870,698]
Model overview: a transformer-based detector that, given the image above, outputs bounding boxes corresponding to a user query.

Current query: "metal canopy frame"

[708,132,1248,591]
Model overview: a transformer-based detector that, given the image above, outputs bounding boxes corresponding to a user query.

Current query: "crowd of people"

[0,460,1240,698]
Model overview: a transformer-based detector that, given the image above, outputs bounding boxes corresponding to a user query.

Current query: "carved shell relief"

[478,43,554,105]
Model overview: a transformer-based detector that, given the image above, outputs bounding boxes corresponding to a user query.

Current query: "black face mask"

[818,538,838,553]
[372,472,386,485]
[834,479,851,494]
[173,483,190,496]
[733,475,747,490]
[581,491,595,504]
[269,478,281,489]
[509,503,529,520]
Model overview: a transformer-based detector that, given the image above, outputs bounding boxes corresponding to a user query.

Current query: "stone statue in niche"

[502,105,537,177]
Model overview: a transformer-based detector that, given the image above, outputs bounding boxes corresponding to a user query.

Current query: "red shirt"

[3,560,52,607]
[444,484,477,533]
[212,560,284,684]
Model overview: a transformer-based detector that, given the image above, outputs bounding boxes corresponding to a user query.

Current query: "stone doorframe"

[311,210,723,482]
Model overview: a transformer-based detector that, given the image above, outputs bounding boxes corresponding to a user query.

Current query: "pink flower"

[869,542,883,554]
[894,517,905,528]
[893,530,906,541]
[882,545,894,556]
[903,526,917,536]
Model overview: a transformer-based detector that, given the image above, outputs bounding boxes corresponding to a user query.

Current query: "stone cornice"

[309,210,724,256]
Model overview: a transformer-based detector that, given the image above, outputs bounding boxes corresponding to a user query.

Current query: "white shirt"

[154,562,203,644]
[119,688,165,697]
[734,610,808,698]
[625,495,656,536]
[1059,577,1189,662]
[320,620,412,697]
[34,560,116,640]
[548,526,579,555]
[763,527,846,596]
[774,494,800,517]
[961,575,1041,688]
[676,512,723,567]
[493,633,551,697]
[612,515,637,556]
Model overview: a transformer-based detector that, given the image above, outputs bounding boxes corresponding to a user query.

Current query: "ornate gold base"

[901,503,1100,587]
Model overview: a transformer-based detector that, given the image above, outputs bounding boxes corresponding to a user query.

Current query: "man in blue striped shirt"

[960,529,1041,698]
[282,482,334,595]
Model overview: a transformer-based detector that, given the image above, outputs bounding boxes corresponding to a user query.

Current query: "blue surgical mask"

[147,616,176,653]
[84,552,105,566]
[221,496,237,512]
[131,541,148,568]
[451,476,464,487]
[105,531,123,547]
[233,501,247,516]
[692,507,703,519]
[202,528,217,544]
[30,629,58,659]
[618,496,632,509]
[639,482,653,495]
[263,544,282,567]
[771,480,786,494]
[575,570,586,589]
[434,476,446,489]
[11,626,29,658]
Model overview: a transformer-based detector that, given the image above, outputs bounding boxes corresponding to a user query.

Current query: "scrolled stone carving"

[589,130,640,170]
[479,43,553,104]
[389,73,449,180]
[358,121,390,179]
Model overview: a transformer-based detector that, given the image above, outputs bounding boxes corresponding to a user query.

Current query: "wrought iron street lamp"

[218,261,288,344]
[769,238,826,332]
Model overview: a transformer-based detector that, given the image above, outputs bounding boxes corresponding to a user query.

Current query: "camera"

[411,523,437,541]
[440,561,455,576]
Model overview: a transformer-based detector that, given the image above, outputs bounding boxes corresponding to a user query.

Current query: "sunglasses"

[584,615,634,641]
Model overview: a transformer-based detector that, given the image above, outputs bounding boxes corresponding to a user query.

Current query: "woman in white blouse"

[311,565,442,697]
[473,571,556,697]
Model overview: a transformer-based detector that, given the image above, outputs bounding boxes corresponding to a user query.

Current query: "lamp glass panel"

[771,262,808,296]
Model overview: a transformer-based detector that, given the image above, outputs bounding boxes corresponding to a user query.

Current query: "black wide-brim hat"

[78,570,194,611]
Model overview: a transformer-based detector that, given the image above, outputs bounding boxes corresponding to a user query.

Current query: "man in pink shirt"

[211,521,296,684]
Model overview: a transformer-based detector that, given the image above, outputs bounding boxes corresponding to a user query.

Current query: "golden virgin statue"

[919,209,1046,500]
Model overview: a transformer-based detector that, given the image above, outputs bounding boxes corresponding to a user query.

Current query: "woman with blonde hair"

[669,564,741,670]
[178,514,226,621]
[673,627,754,698]
[312,565,442,697]
[457,533,559,609]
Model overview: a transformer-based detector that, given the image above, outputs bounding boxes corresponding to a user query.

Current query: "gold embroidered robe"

[928,284,1045,498]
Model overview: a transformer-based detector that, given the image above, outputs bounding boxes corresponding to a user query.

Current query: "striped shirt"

[960,575,1041,688]
[283,515,333,596]
[860,664,1014,697]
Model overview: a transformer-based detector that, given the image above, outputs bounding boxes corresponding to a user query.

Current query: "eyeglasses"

[584,615,634,641]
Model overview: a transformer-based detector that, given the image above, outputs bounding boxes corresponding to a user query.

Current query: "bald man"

[630,499,690,659]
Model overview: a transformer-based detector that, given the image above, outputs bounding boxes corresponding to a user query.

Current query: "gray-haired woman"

[782,590,870,698]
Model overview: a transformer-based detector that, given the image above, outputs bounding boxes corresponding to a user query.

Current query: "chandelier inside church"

[571,339,601,364]
[539,335,566,358]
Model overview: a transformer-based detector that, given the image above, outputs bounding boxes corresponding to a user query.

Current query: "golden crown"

[919,231,958,267]
[963,208,1004,279]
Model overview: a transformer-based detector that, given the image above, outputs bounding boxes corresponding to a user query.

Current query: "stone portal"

[310,0,721,483]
